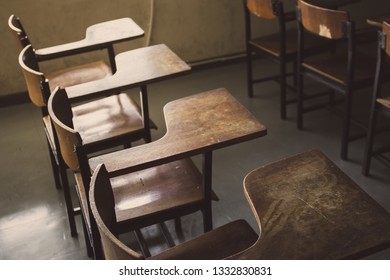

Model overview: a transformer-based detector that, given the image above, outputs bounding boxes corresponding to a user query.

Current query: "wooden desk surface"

[35,18,144,60]
[89,88,267,177]
[65,44,191,103]
[231,149,390,259]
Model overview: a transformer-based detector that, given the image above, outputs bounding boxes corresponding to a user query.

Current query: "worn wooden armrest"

[35,18,144,61]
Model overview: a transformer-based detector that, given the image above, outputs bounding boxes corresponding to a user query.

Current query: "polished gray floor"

[1,59,390,259]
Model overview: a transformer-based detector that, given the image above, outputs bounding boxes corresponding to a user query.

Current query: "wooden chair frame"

[244,0,296,119]
[89,163,258,260]
[362,21,390,176]
[48,88,219,259]
[296,0,376,160]
[243,0,331,119]
[9,14,143,72]
[18,34,157,237]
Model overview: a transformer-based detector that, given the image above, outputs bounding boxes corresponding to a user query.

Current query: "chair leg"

[174,217,183,233]
[46,140,62,190]
[293,61,298,88]
[107,45,117,74]
[135,229,151,257]
[362,106,378,176]
[59,160,78,237]
[341,91,353,160]
[246,48,254,98]
[159,222,175,248]
[297,70,304,130]
[202,152,213,233]
[92,231,104,259]
[280,60,287,120]
[81,215,94,258]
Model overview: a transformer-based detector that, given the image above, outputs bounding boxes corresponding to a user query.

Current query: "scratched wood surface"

[65,44,191,102]
[89,88,267,177]
[35,18,144,59]
[231,149,390,259]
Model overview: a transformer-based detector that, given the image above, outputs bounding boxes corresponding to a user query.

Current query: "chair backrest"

[298,0,349,40]
[246,0,276,19]
[383,21,390,57]
[48,87,81,171]
[18,45,48,108]
[89,164,144,260]
[8,14,31,51]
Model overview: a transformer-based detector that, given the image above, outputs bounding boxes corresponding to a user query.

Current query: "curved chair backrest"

[246,0,276,20]
[8,14,31,51]
[48,87,82,171]
[298,0,349,40]
[90,164,144,260]
[383,21,390,57]
[18,45,48,108]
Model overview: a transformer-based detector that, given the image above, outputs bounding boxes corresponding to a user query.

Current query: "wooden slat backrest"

[18,45,47,108]
[383,22,390,57]
[48,87,81,171]
[90,164,144,260]
[298,0,349,39]
[246,0,276,19]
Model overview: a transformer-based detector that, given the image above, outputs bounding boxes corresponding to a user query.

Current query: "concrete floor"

[1,59,390,259]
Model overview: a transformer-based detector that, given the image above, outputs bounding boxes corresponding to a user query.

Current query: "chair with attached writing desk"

[48,87,222,259]
[89,163,258,260]
[8,14,144,72]
[11,14,146,236]
[229,149,390,259]
[19,44,155,238]
[86,88,267,259]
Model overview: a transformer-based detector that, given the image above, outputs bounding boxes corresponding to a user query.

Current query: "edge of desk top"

[66,44,191,102]
[89,88,267,176]
[35,18,144,59]
[232,149,390,260]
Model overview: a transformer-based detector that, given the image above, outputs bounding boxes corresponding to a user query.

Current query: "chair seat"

[72,93,155,147]
[47,61,112,92]
[78,158,208,231]
[149,219,258,260]
[302,52,376,87]
[111,159,204,225]
[249,28,329,59]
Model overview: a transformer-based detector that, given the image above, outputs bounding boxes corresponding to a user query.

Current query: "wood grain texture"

[35,18,144,59]
[299,0,349,39]
[66,44,191,102]
[231,150,390,259]
[89,88,267,177]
